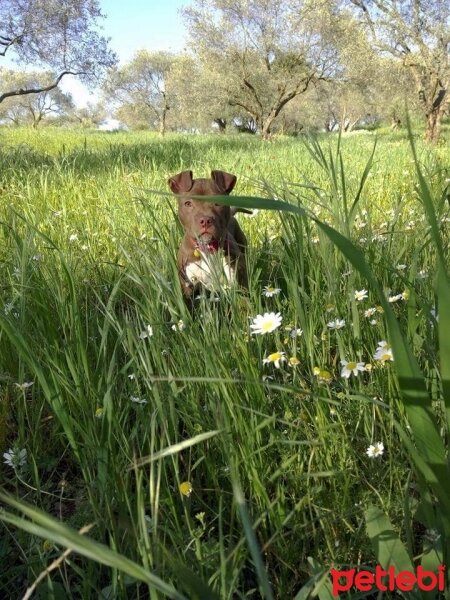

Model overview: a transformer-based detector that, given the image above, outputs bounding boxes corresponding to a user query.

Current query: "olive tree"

[182,0,344,138]
[104,50,176,134]
[349,0,450,142]
[0,0,116,104]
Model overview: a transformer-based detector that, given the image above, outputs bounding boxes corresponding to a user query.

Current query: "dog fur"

[168,170,248,299]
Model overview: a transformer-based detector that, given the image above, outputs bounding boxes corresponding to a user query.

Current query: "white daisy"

[340,360,366,378]
[374,341,394,362]
[364,307,377,318]
[250,312,282,335]
[139,325,153,339]
[262,286,281,297]
[366,442,384,458]
[327,319,346,330]
[263,351,286,369]
[354,289,368,301]
[388,293,403,303]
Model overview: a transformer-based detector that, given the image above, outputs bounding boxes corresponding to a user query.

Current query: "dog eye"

[184,200,193,207]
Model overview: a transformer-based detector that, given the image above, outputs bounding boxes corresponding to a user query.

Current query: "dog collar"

[192,239,221,253]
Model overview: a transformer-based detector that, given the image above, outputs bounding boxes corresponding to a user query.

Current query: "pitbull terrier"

[168,170,248,299]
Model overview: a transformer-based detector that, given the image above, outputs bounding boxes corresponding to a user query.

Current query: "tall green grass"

[0,126,448,598]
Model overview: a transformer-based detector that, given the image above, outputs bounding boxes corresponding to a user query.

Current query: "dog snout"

[198,215,215,229]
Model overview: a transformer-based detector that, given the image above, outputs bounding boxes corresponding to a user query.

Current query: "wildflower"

[289,327,303,338]
[95,407,105,418]
[139,325,153,339]
[369,319,377,325]
[314,367,333,383]
[250,312,282,335]
[128,373,136,380]
[396,264,407,271]
[376,305,384,313]
[14,381,34,391]
[263,351,286,369]
[171,319,186,332]
[288,356,300,367]
[327,319,346,330]
[3,447,27,469]
[401,290,409,301]
[388,293,403,303]
[366,441,384,458]
[69,233,78,242]
[418,270,428,279]
[374,341,394,362]
[262,286,281,297]
[354,289,368,301]
[179,481,193,497]
[340,360,366,378]
[130,396,147,405]
[364,307,377,318]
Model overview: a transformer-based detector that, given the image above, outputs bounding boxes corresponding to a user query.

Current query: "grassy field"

[0,126,449,599]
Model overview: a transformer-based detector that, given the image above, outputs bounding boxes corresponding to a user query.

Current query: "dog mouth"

[198,229,217,242]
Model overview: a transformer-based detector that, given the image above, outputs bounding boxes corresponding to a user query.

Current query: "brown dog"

[168,170,248,298]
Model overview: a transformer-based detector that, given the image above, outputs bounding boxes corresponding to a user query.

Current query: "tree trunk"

[159,95,169,136]
[214,118,227,133]
[425,104,445,143]
[159,108,167,136]
[261,114,275,140]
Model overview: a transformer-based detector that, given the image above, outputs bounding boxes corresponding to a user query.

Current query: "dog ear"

[168,170,194,193]
[211,170,237,194]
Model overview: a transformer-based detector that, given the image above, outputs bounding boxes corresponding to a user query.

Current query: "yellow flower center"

[347,361,357,370]
[179,481,193,497]
[268,352,282,362]
[262,320,275,332]
[318,370,332,382]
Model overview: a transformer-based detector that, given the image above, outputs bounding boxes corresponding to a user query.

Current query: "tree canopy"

[0,0,117,104]
[349,0,450,141]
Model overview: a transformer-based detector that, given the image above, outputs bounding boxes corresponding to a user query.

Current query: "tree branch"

[0,70,83,104]
[242,78,264,113]
[0,34,25,56]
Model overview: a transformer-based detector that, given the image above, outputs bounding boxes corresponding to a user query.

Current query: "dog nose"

[199,216,214,227]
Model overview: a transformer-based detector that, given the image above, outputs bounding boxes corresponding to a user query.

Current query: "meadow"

[0,125,449,599]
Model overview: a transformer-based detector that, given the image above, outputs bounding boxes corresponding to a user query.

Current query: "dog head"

[168,170,237,244]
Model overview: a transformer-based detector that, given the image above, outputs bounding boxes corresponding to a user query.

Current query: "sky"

[60,0,189,106]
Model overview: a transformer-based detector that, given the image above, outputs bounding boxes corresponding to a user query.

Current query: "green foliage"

[0,127,449,598]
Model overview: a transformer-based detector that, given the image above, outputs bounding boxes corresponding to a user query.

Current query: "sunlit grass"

[0,126,448,598]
